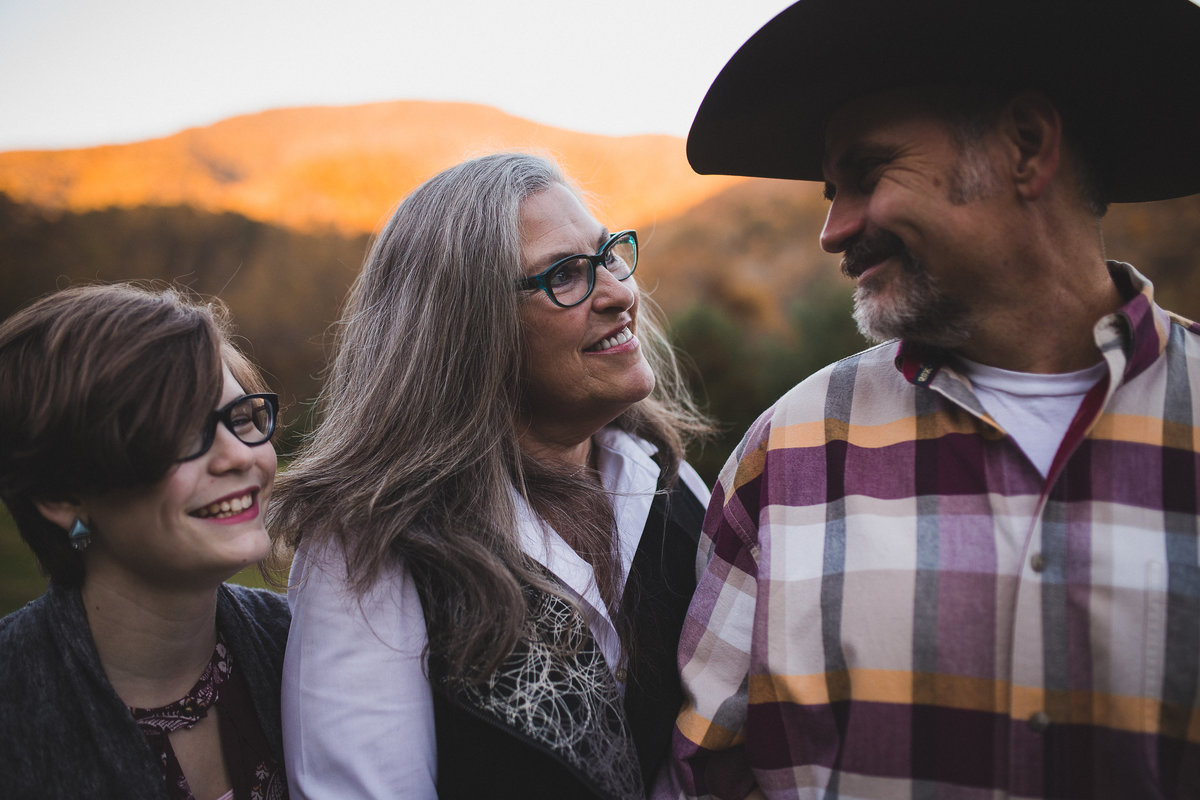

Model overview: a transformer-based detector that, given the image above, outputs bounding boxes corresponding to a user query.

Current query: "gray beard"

[851,257,974,349]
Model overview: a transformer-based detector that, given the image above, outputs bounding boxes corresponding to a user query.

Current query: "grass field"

[0,506,282,617]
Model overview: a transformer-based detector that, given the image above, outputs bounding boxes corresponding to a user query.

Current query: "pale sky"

[0,0,794,152]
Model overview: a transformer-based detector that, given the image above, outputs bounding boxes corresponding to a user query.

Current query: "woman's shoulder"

[677,454,710,490]
[0,587,93,712]
[0,593,51,662]
[0,585,79,653]
[221,582,289,613]
[217,584,291,648]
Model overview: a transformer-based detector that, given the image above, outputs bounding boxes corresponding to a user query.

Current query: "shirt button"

[1028,711,1051,733]
[615,667,628,683]
[1030,553,1046,573]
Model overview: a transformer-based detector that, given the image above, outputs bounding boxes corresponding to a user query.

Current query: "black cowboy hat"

[687,0,1200,202]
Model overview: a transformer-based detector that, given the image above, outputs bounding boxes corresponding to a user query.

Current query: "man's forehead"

[821,87,955,172]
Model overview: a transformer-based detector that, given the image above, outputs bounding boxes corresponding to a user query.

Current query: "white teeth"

[588,326,633,352]
[194,492,253,519]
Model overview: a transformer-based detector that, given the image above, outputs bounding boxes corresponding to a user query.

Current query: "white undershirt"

[281,428,710,799]
[957,356,1108,477]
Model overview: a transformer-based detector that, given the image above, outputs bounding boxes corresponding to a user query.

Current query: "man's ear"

[1001,91,1063,201]
[33,498,85,532]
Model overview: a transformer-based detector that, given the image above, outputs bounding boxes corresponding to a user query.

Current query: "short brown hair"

[0,282,266,585]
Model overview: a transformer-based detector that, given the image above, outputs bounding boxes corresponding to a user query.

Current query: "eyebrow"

[540,229,612,269]
[823,144,864,181]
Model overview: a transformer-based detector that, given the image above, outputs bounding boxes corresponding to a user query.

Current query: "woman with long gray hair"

[273,152,711,799]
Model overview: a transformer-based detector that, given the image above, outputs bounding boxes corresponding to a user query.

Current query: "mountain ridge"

[0,99,743,235]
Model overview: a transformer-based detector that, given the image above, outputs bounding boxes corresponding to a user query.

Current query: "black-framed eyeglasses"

[515,230,638,308]
[178,393,279,462]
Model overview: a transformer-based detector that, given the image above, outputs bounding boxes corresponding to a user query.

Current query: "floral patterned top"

[129,634,286,800]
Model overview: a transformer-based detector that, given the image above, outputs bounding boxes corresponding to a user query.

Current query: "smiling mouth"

[842,250,895,280]
[585,325,634,352]
[842,259,879,280]
[191,490,256,520]
[841,230,913,280]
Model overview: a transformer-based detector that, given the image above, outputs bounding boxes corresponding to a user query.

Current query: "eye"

[230,412,255,432]
[548,259,587,288]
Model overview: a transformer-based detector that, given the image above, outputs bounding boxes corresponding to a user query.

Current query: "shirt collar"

[1099,261,1179,384]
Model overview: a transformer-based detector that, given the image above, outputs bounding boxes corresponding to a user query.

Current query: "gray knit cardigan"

[0,581,290,799]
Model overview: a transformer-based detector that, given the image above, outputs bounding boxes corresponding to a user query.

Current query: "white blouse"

[281,428,710,799]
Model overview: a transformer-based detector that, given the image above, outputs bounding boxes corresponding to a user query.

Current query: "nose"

[206,424,262,473]
[589,266,636,312]
[820,192,866,254]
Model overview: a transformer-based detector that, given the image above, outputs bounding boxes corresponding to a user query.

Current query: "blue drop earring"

[68,518,91,551]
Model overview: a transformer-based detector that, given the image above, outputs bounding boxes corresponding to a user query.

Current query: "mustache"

[840,230,918,278]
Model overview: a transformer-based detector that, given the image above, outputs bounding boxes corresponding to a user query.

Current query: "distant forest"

[3,188,1199,482]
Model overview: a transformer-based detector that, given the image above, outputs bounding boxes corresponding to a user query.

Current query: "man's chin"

[852,292,973,349]
[851,291,899,343]
[852,303,901,343]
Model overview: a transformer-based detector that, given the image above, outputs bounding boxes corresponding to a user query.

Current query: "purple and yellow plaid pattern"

[668,264,1200,799]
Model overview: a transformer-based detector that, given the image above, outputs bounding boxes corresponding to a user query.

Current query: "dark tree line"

[3,189,1199,484]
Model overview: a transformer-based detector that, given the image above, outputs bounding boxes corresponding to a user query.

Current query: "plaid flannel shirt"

[666,263,1200,799]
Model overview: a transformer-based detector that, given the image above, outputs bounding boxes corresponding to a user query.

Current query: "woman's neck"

[80,573,220,709]
[519,429,595,469]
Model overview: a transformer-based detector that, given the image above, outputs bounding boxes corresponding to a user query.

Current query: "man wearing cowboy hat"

[663,0,1200,798]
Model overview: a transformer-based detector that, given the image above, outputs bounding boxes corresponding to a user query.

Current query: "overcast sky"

[0,0,794,152]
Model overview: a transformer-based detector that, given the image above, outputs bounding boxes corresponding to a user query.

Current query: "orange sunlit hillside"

[0,100,743,235]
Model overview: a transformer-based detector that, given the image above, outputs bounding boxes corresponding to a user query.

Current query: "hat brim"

[687,0,1200,203]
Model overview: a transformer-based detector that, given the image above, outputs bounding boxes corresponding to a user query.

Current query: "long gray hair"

[270,152,709,679]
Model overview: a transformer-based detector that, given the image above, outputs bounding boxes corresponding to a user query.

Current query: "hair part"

[270,152,710,680]
[0,282,265,585]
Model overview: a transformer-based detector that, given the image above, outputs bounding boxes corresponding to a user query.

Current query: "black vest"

[432,477,706,800]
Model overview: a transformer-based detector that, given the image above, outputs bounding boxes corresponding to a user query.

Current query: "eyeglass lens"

[548,232,637,306]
